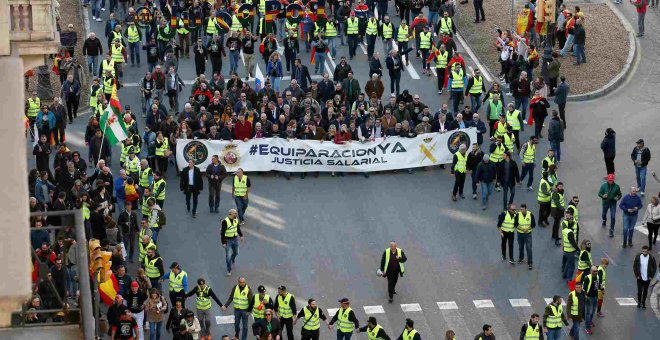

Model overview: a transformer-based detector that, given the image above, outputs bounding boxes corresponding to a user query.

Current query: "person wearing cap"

[328,297,359,339]
[397,318,420,340]
[380,241,407,303]
[252,308,281,339]
[274,286,297,340]
[294,298,330,340]
[222,277,254,340]
[631,139,651,197]
[358,316,390,339]
[162,262,189,308]
[600,128,616,175]
[185,278,224,340]
[124,280,148,340]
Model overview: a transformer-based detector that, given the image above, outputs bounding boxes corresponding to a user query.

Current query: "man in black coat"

[205,155,227,213]
[386,49,403,96]
[180,159,203,217]
[633,246,657,308]
[498,151,520,211]
[291,59,312,91]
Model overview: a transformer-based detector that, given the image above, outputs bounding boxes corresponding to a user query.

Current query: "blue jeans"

[337,330,354,340]
[623,214,638,245]
[129,42,141,65]
[315,53,325,74]
[546,328,562,340]
[518,232,533,264]
[87,55,98,74]
[574,43,586,64]
[234,196,249,222]
[115,198,125,218]
[92,0,101,18]
[427,11,439,32]
[561,34,575,56]
[635,166,647,193]
[602,201,617,234]
[66,266,78,298]
[562,252,576,279]
[377,3,388,21]
[273,77,281,93]
[328,37,337,58]
[152,228,160,244]
[550,140,561,162]
[149,321,162,340]
[585,296,597,330]
[470,93,482,113]
[514,97,529,120]
[234,309,249,340]
[520,163,535,187]
[229,51,240,74]
[480,182,494,206]
[277,18,286,40]
[570,320,581,340]
[225,237,240,273]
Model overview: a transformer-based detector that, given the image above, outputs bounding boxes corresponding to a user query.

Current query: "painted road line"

[544,298,567,306]
[473,299,495,308]
[616,297,638,306]
[327,308,339,317]
[476,306,514,340]
[439,307,472,340]
[402,55,421,80]
[216,315,234,324]
[509,299,532,307]
[400,303,422,312]
[454,32,493,83]
[635,224,649,235]
[437,301,459,310]
[359,42,368,55]
[326,52,337,69]
[363,305,385,314]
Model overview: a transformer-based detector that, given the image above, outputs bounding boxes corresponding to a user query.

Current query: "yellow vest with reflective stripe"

[259,0,265,15]
[382,22,393,39]
[495,121,508,138]
[277,293,294,318]
[154,179,166,200]
[252,294,271,318]
[562,227,576,253]
[325,22,337,37]
[144,256,161,278]
[196,285,212,310]
[27,98,41,118]
[568,291,579,316]
[337,307,354,333]
[234,175,248,196]
[403,329,418,340]
[503,133,515,151]
[435,51,448,68]
[567,204,579,223]
[500,212,515,232]
[490,144,505,163]
[507,110,521,130]
[347,18,359,35]
[128,26,141,43]
[367,324,384,340]
[470,76,483,94]
[488,100,503,120]
[177,19,190,35]
[598,265,607,289]
[523,142,536,164]
[451,69,464,88]
[543,156,555,170]
[206,17,218,35]
[285,22,298,38]
[384,248,404,274]
[454,152,467,173]
[111,45,124,63]
[366,20,378,36]
[168,270,186,292]
[82,202,90,220]
[551,192,565,209]
[140,167,152,188]
[126,156,140,175]
[102,59,115,76]
[439,17,453,34]
[419,32,432,49]
[90,85,100,108]
[517,211,532,233]
[302,307,320,330]
[113,31,123,43]
[155,138,169,156]
[103,77,114,94]
[224,217,239,237]
[524,322,540,339]
[233,285,250,310]
[578,250,592,271]
[397,25,409,42]
[537,178,551,202]
[546,304,563,328]
[231,15,243,32]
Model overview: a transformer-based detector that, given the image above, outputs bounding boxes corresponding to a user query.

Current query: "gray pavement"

[30,3,660,339]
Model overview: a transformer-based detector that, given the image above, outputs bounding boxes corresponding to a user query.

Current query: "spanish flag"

[517,9,534,35]
[310,46,316,65]
[98,271,119,306]
[528,94,544,126]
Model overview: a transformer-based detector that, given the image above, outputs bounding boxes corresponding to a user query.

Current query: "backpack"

[157,210,166,227]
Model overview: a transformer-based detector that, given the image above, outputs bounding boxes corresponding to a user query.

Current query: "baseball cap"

[131,281,139,288]
[607,173,615,182]
[637,139,644,144]
[278,285,287,291]
[338,297,350,303]
[258,285,266,293]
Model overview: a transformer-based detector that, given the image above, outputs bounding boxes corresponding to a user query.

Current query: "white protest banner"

[176,128,477,172]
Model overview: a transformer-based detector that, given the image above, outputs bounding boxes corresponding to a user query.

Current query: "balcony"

[1,0,60,68]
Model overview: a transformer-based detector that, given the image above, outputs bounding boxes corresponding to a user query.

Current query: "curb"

[566,1,638,101]
[454,32,495,84]
[81,3,92,111]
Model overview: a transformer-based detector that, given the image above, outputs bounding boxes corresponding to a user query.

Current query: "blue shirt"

[619,194,643,216]
[162,270,189,292]
[114,177,126,200]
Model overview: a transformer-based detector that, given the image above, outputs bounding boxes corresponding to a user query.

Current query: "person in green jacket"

[598,173,622,237]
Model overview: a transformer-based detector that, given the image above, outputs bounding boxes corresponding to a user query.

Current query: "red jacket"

[234,120,253,140]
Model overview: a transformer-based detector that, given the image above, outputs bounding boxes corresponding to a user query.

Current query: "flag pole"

[97,106,108,168]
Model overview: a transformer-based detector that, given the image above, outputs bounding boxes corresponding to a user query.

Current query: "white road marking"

[326,52,337,69]
[359,43,368,55]
[216,315,234,324]
[509,299,532,307]
[327,308,339,316]
[544,298,567,306]
[400,303,422,312]
[473,299,495,308]
[616,297,638,306]
[363,305,385,314]
[402,55,421,80]
[437,301,459,310]
[635,224,649,235]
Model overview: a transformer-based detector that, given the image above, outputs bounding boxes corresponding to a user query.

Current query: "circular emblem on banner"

[286,4,303,24]
[183,141,209,165]
[447,131,471,154]
[215,11,233,35]
[237,3,254,25]
[221,144,241,167]
[135,7,154,29]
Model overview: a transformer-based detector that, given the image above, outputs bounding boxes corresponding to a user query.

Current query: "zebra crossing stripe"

[400,303,422,312]
[473,299,495,308]
[216,315,234,324]
[509,299,532,307]
[327,308,339,316]
[437,301,459,310]
[616,298,638,306]
[363,305,385,314]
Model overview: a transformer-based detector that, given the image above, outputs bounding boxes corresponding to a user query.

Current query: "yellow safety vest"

[144,256,161,278]
[112,45,124,63]
[231,15,243,32]
[285,22,298,38]
[490,144,505,163]
[196,285,212,310]
[27,98,41,118]
[488,100,503,120]
[366,20,378,36]
[125,156,140,175]
[551,192,565,209]
[397,25,409,42]
[454,152,467,173]
[367,324,384,340]
[451,69,464,89]
[302,307,320,330]
[562,227,576,253]
[382,22,393,39]
[168,270,186,292]
[546,304,563,328]
[141,196,152,216]
[522,142,535,164]
[177,19,190,35]
[112,31,123,44]
[252,294,271,318]
[325,22,337,37]
[233,175,248,196]
[435,51,448,68]
[139,167,152,188]
[419,32,432,49]
[495,121,508,138]
[153,179,166,200]
[383,248,404,274]
[90,85,101,108]
[537,178,551,202]
[259,0,265,15]
[337,307,354,333]
[206,17,218,35]
[470,76,483,94]
[578,250,592,271]
[128,26,141,43]
[584,275,597,295]
[503,133,515,151]
[543,156,555,171]
[439,17,453,34]
[402,329,418,340]
[567,204,579,223]
[517,211,532,233]
[598,266,606,289]
[232,285,250,310]
[506,110,521,130]
[102,59,115,76]
[103,77,114,94]
[82,202,90,220]
[224,217,239,237]
[500,212,516,232]
[277,293,294,318]
[347,18,359,35]
[155,138,169,157]
[524,322,541,339]
[568,291,579,316]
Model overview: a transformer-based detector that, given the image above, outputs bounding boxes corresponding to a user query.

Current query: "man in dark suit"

[386,49,403,96]
[633,246,657,309]
[180,159,203,218]
[341,71,361,109]
[497,151,521,211]
[291,59,312,91]
[165,66,185,113]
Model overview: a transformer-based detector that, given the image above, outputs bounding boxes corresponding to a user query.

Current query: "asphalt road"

[28,3,660,339]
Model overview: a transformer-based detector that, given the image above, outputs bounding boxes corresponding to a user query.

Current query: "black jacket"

[180,166,203,192]
[380,248,407,277]
[292,65,312,91]
[252,317,282,338]
[83,37,103,56]
[633,253,657,280]
[600,131,616,158]
[497,159,520,187]
[631,147,651,167]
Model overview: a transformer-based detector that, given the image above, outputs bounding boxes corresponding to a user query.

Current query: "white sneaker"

[641,191,645,197]
[96,18,102,22]
[92,16,96,20]
[101,8,106,11]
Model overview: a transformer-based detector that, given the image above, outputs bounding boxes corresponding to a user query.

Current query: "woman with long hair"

[266,51,284,94]
[145,288,168,340]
